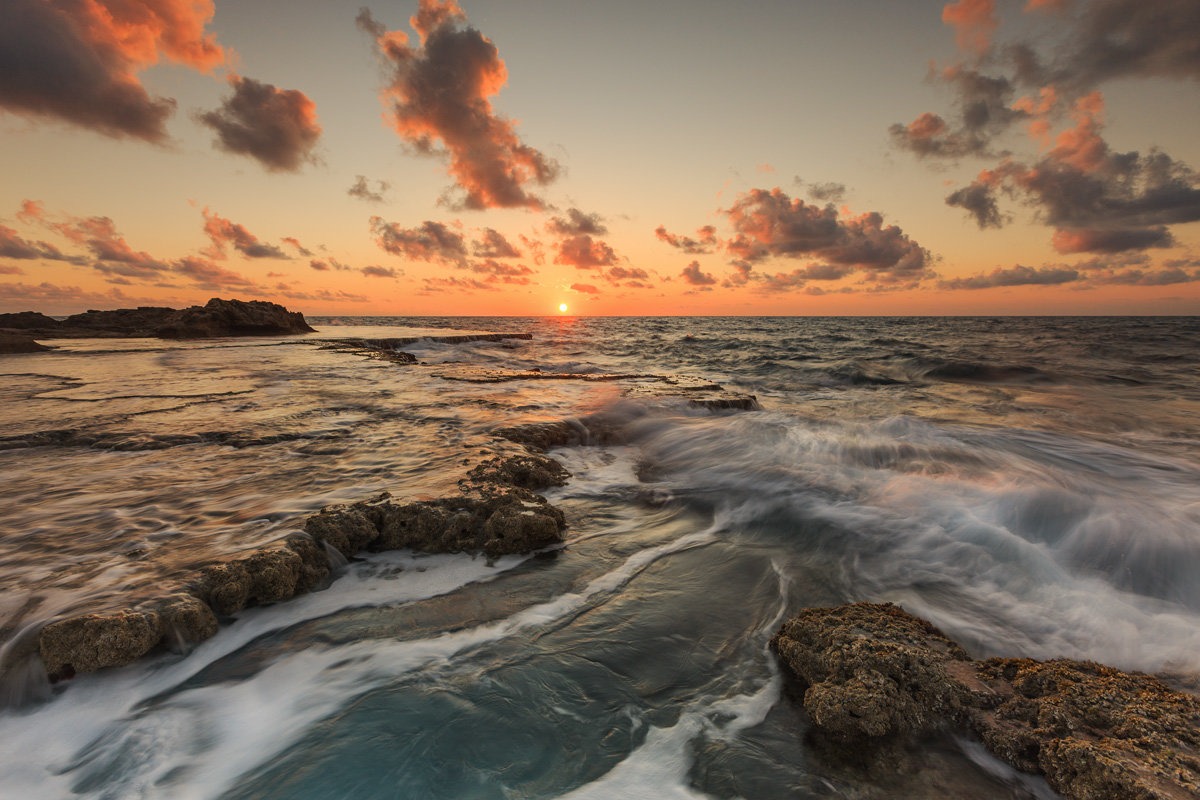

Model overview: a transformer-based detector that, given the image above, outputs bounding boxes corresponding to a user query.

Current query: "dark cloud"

[654,224,716,254]
[202,209,287,259]
[421,276,499,292]
[282,237,313,257]
[554,235,619,270]
[173,256,255,289]
[199,75,322,172]
[680,261,716,286]
[472,228,521,258]
[361,265,400,278]
[310,258,352,272]
[889,68,1023,159]
[359,1,559,209]
[939,263,1081,289]
[0,0,225,141]
[369,217,467,263]
[549,209,608,237]
[348,175,391,203]
[1090,267,1200,285]
[947,94,1200,252]
[0,223,84,263]
[806,182,848,203]
[723,188,931,281]
[604,266,649,282]
[468,259,533,280]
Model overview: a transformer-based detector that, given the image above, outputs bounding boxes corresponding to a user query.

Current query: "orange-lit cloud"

[174,256,255,289]
[369,217,468,263]
[361,265,400,278]
[358,0,558,209]
[548,209,608,237]
[199,76,322,172]
[942,0,998,56]
[939,263,1081,289]
[282,237,313,257]
[202,209,287,259]
[680,261,716,286]
[0,223,84,264]
[0,265,24,275]
[569,283,599,294]
[51,214,170,278]
[947,94,1200,254]
[472,228,521,258]
[310,258,351,272]
[554,235,619,270]
[723,188,930,282]
[0,0,226,141]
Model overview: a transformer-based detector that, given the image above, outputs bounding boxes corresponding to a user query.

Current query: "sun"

[558,303,568,313]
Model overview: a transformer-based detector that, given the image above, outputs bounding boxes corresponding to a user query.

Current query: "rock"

[464,453,571,489]
[494,421,582,451]
[8,298,315,339]
[0,333,50,354]
[155,593,219,646]
[771,603,1200,800]
[0,311,61,330]
[39,608,162,680]
[155,297,315,339]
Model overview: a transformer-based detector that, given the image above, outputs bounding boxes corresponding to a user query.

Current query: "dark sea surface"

[1,316,1198,799]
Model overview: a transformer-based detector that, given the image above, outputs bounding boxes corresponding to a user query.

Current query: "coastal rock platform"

[772,602,1200,800]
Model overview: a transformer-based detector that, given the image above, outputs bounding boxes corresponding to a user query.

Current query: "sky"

[1,0,1199,316]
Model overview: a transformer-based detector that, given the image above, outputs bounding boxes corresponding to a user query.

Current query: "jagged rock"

[39,608,162,680]
[464,453,571,489]
[0,333,50,354]
[155,593,219,646]
[156,298,315,339]
[494,421,581,451]
[771,603,1200,800]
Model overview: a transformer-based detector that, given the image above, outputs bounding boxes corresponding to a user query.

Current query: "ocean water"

[0,316,1198,799]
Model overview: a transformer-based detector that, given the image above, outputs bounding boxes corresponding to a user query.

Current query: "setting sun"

[558,303,568,313]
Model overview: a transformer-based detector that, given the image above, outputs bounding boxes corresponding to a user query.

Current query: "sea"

[0,315,1198,799]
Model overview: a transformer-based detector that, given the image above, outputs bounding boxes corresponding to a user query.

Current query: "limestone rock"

[771,603,1200,800]
[39,609,162,680]
[0,311,60,331]
[464,453,571,489]
[155,297,314,339]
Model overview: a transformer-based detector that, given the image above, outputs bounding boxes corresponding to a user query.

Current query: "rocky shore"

[29,449,570,683]
[771,602,1200,800]
[0,297,314,345]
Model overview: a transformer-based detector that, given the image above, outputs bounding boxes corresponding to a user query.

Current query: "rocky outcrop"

[0,333,50,354]
[771,602,1200,800]
[32,452,568,681]
[1,298,314,339]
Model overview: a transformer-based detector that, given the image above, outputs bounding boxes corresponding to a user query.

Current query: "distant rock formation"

[771,602,1200,800]
[0,298,315,343]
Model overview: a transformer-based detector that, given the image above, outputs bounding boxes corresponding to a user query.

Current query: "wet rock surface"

[0,298,314,339]
[771,602,1200,800]
[31,451,568,682]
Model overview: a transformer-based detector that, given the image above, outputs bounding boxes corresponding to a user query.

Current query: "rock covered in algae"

[770,602,1200,800]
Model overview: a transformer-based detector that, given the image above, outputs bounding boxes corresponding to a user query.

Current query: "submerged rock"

[464,452,571,489]
[771,602,1200,800]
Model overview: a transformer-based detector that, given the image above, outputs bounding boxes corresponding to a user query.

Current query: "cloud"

[570,283,599,294]
[202,209,287,259]
[282,237,313,257]
[939,263,1081,289]
[549,209,608,237]
[604,266,649,282]
[0,281,173,311]
[173,256,256,289]
[0,223,83,263]
[468,259,533,282]
[358,1,558,209]
[806,182,848,203]
[655,225,717,254]
[942,0,998,55]
[946,94,1200,252]
[310,258,351,272]
[889,68,1023,159]
[0,0,225,141]
[723,188,931,280]
[421,276,499,292]
[554,235,619,270]
[0,265,24,275]
[199,76,322,172]
[348,175,391,203]
[369,217,467,263]
[51,215,170,278]
[1090,267,1200,285]
[361,265,400,278]
[472,228,521,258]
[680,261,716,286]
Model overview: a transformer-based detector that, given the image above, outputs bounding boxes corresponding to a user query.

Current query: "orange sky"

[1,0,1198,315]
